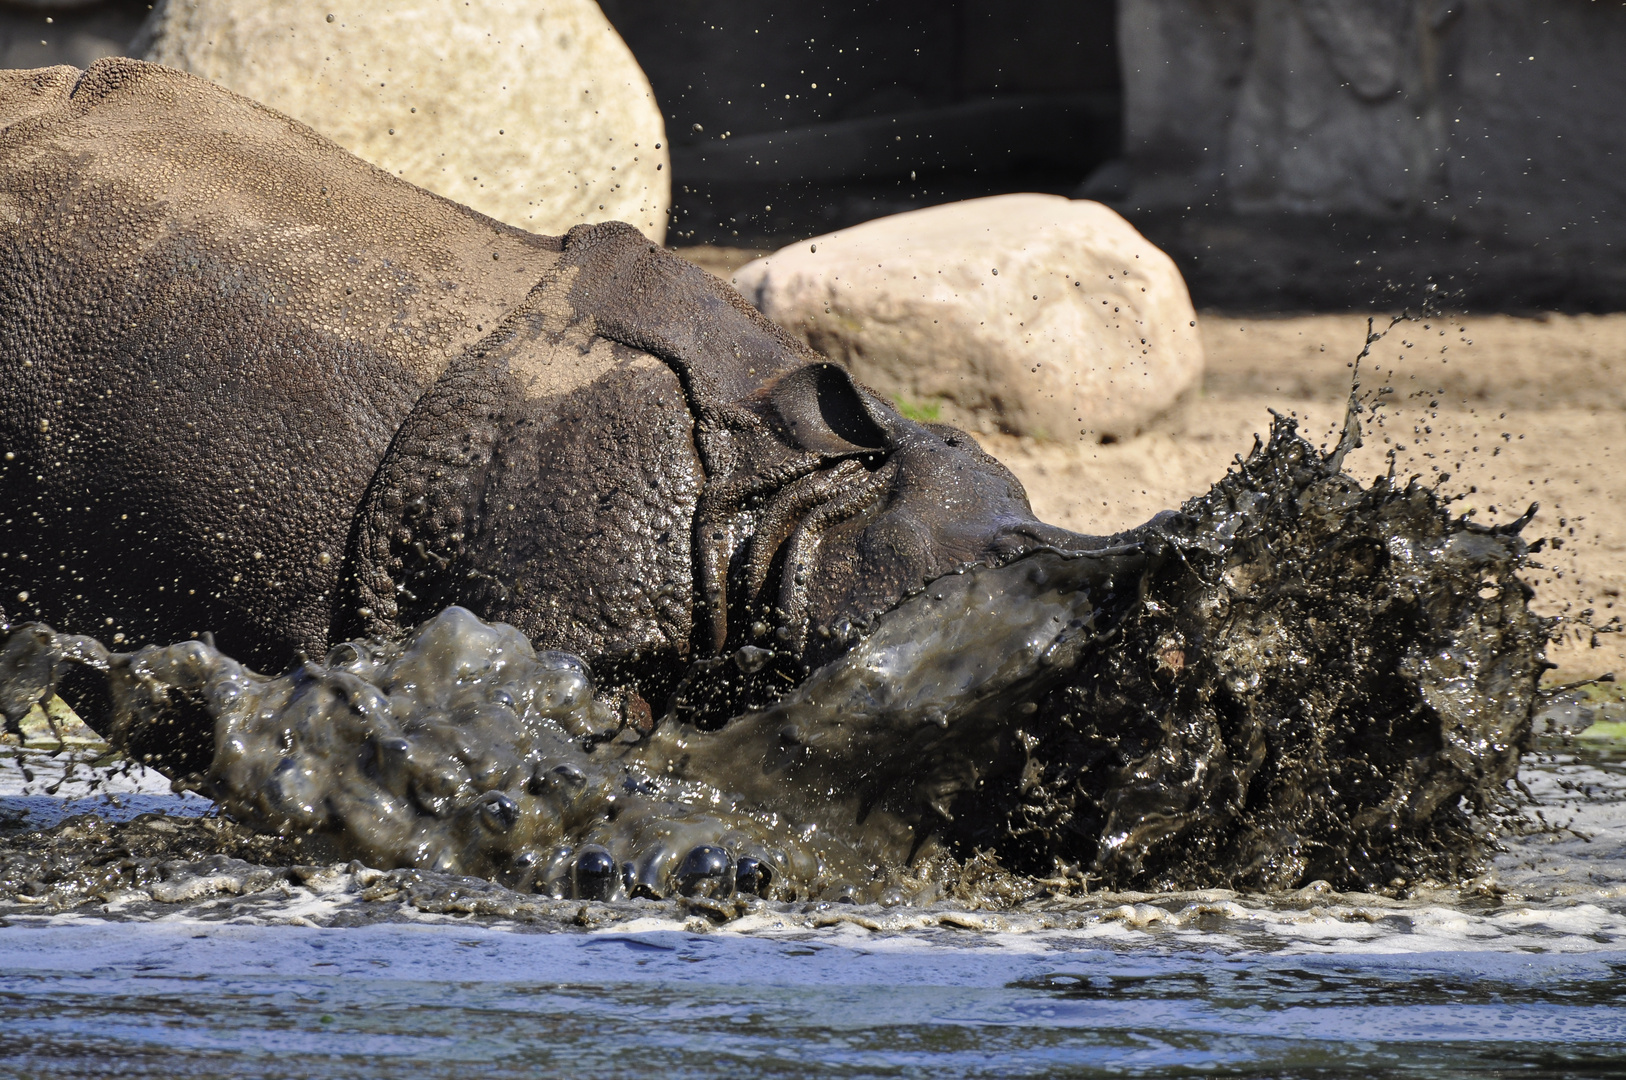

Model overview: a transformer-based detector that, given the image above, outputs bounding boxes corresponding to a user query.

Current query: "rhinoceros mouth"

[667,510,1138,729]
[0,413,1550,905]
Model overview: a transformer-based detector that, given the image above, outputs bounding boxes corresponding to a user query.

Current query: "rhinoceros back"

[0,58,557,667]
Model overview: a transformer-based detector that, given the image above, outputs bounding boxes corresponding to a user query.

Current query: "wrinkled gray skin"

[0,60,1152,904]
[0,59,1110,720]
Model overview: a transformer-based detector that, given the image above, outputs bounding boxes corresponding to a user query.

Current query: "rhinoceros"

[0,58,1108,706]
[0,60,1546,902]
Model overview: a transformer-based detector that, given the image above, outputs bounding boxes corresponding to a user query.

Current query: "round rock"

[138,0,671,241]
[732,194,1203,441]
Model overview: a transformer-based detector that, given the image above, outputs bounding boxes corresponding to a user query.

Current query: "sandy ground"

[673,247,1625,681]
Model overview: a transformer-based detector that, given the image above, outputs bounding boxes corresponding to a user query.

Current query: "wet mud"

[0,412,1550,906]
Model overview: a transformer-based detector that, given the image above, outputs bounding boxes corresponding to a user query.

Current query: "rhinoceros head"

[344,222,1113,719]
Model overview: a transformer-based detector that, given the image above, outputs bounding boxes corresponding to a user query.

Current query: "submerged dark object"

[1,415,1550,901]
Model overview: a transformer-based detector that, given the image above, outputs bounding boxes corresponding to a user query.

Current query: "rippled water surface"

[4,716,1625,1079]
[4,920,1625,1079]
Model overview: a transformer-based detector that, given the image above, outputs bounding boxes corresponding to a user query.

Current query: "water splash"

[0,413,1550,905]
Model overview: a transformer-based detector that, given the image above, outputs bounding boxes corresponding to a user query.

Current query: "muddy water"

[0,410,1549,905]
[0,403,1618,1075]
[1,720,1624,1079]
[0,409,1547,904]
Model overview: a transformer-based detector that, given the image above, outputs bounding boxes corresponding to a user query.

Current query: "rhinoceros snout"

[692,357,1126,684]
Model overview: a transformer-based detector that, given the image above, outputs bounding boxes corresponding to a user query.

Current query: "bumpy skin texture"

[0,59,1092,709]
[0,60,554,669]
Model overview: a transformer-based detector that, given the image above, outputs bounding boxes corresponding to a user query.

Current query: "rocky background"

[1116,0,1626,310]
[137,0,671,241]
[5,0,1623,308]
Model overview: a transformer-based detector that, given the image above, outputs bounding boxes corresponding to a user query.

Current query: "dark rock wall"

[1435,3,1626,250]
[5,1,1619,307]
[1119,0,1626,258]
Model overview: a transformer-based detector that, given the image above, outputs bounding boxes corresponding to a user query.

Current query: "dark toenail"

[476,792,519,831]
[735,856,772,897]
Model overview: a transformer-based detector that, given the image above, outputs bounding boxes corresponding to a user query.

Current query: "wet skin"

[0,60,1131,899]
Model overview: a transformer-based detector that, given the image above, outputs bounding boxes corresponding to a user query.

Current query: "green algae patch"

[892,393,942,423]
[1571,682,1626,742]
[1536,679,1626,742]
[4,695,109,754]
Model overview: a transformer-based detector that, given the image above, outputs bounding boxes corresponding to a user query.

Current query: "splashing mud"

[0,413,1549,906]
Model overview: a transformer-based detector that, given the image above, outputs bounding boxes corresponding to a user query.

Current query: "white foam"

[0,751,213,828]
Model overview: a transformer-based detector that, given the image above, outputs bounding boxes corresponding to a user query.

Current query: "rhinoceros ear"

[754,363,889,457]
[559,220,818,408]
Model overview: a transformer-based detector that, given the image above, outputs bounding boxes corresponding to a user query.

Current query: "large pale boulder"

[138,0,669,241]
[733,194,1202,441]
